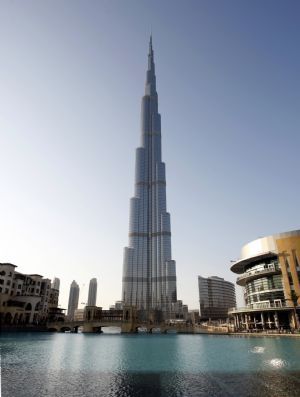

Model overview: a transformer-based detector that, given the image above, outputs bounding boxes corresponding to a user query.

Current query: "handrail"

[237,266,280,282]
[229,301,294,313]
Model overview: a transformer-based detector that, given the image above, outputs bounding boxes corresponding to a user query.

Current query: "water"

[1,332,300,396]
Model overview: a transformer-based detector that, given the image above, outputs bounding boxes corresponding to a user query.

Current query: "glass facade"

[230,231,300,331]
[122,38,177,313]
[198,276,236,320]
[242,259,285,306]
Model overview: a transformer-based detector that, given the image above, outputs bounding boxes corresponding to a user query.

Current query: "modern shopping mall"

[229,230,300,331]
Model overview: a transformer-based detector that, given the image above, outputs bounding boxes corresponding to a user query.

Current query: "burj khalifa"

[122,37,177,316]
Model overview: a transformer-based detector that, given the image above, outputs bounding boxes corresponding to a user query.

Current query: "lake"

[1,332,300,396]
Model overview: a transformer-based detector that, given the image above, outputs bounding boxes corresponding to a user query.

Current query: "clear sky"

[0,0,299,310]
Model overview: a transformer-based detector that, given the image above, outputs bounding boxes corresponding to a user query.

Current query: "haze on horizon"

[0,0,299,310]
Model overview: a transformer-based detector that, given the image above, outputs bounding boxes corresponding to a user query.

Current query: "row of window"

[0,271,13,277]
[245,275,283,295]
[246,260,279,274]
[246,290,285,305]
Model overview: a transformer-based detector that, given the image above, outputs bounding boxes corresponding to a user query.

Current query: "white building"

[51,277,60,291]
[67,280,80,320]
[87,278,97,306]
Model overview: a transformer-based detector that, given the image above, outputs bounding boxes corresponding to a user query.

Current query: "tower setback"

[122,37,177,315]
[87,278,97,306]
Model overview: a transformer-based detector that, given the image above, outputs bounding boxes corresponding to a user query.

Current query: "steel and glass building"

[87,278,97,306]
[122,37,177,316]
[67,280,79,321]
[229,230,300,331]
[198,276,236,320]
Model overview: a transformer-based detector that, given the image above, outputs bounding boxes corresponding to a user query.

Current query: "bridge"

[47,306,229,334]
[46,319,199,334]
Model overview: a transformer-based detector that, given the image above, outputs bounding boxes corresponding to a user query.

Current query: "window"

[6,280,11,286]
[274,299,282,307]
[0,279,4,285]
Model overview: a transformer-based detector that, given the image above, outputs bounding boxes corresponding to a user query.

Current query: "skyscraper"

[51,277,60,291]
[67,280,79,320]
[122,37,177,316]
[87,278,97,306]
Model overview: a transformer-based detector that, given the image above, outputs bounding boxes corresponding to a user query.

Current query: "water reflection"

[267,358,288,368]
[249,346,265,354]
[102,326,122,334]
[1,333,300,397]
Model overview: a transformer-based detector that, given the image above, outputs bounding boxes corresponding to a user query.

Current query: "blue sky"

[0,0,299,309]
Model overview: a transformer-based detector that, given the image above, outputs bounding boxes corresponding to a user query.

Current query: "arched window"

[25,303,32,311]
[4,312,12,324]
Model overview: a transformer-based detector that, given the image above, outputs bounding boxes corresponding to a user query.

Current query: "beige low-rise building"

[74,308,85,321]
[0,263,61,327]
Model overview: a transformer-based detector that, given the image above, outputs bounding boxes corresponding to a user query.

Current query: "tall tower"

[51,277,60,291]
[67,280,80,320]
[87,278,97,306]
[122,37,177,315]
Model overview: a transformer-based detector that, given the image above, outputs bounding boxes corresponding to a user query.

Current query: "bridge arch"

[13,313,19,324]
[60,326,72,333]
[4,312,12,325]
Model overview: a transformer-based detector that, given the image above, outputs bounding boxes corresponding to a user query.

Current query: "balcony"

[236,265,281,286]
[228,301,294,314]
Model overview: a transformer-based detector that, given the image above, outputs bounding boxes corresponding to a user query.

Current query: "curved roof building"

[230,230,300,331]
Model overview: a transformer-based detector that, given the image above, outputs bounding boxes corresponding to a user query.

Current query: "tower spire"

[122,38,177,316]
[149,34,153,55]
[146,35,156,95]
